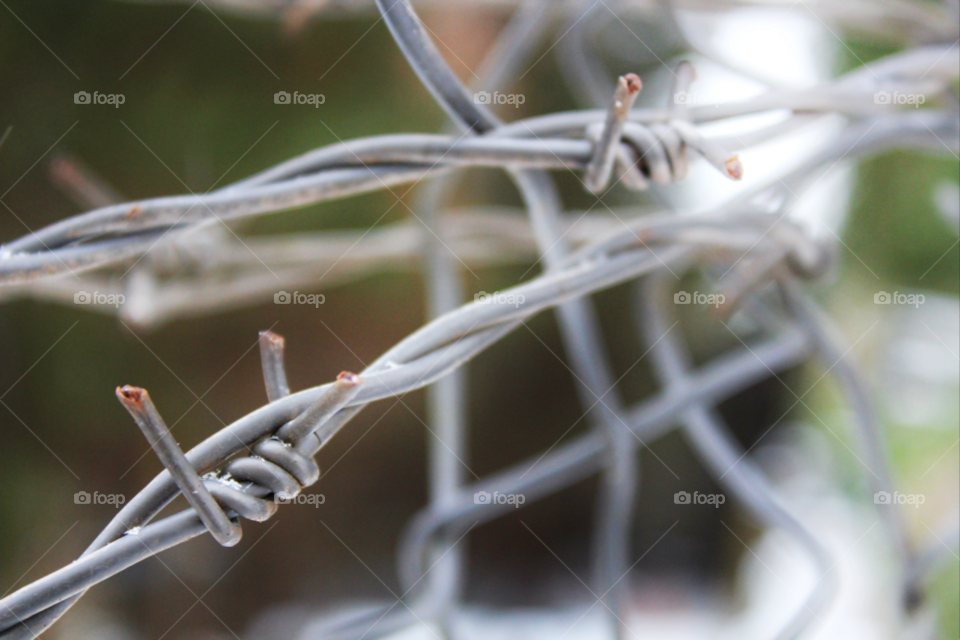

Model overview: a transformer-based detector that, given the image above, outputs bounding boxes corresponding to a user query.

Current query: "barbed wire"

[1,45,954,284]
[0,0,957,638]
[0,208,820,638]
[0,49,953,328]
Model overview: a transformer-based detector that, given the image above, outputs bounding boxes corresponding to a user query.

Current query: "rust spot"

[259,330,284,347]
[337,371,363,385]
[127,205,142,219]
[116,385,147,406]
[624,73,642,95]
[726,156,743,180]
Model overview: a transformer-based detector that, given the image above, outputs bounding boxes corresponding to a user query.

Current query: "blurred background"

[0,1,956,639]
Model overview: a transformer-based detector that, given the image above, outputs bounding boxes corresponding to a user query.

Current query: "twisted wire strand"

[0,43,952,286]
[2,208,627,327]
[0,212,813,637]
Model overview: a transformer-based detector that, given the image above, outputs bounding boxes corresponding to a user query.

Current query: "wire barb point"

[276,371,365,448]
[726,156,743,180]
[116,384,145,407]
[117,385,242,548]
[259,330,291,403]
[584,73,643,193]
[621,73,641,102]
[336,371,363,386]
[260,330,284,347]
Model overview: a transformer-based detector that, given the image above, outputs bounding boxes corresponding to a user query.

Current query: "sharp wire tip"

[726,157,744,180]
[336,371,363,386]
[116,385,146,407]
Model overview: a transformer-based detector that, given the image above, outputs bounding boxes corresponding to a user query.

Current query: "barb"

[258,330,290,403]
[117,385,242,547]
[277,371,364,450]
[584,73,642,193]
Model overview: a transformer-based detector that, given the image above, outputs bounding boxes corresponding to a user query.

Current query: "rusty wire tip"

[259,330,290,403]
[726,156,744,180]
[336,371,363,386]
[613,74,641,118]
[668,119,743,181]
[259,330,284,347]
[277,371,366,447]
[115,386,152,417]
[115,385,145,404]
[585,72,643,193]
[117,382,242,548]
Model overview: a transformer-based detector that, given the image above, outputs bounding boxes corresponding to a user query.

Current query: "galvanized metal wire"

[0,1,957,639]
